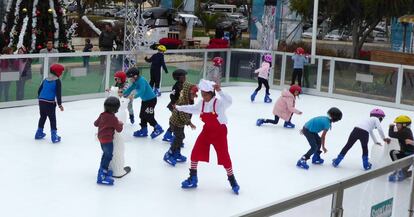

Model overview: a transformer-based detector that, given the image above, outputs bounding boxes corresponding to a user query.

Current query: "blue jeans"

[302,127,321,160]
[100,142,114,170]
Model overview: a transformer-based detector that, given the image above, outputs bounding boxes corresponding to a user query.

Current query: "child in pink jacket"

[256,85,302,128]
[251,54,272,103]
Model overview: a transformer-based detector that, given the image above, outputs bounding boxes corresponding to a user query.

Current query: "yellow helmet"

[394,115,411,126]
[157,45,167,52]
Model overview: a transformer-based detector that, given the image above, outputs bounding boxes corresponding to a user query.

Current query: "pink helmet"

[263,54,272,63]
[212,57,224,66]
[370,108,385,118]
[296,47,305,55]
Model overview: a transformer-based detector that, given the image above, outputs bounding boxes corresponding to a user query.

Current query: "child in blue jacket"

[123,67,164,138]
[34,64,65,143]
[296,107,342,169]
[144,45,169,96]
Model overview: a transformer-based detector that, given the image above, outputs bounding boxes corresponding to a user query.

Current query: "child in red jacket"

[94,96,123,185]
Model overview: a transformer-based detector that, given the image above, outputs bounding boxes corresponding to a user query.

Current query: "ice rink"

[0,86,412,217]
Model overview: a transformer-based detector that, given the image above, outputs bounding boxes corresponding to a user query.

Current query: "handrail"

[236,156,414,217]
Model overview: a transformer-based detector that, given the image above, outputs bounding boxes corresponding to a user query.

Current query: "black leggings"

[38,101,57,130]
[140,97,158,128]
[149,69,161,89]
[170,124,184,152]
[255,77,270,95]
[263,114,293,125]
[339,127,369,157]
[291,68,303,86]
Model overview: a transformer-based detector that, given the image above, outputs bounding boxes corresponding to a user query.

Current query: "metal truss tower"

[123,0,143,69]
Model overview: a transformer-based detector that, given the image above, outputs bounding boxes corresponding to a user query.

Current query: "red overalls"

[190,99,232,168]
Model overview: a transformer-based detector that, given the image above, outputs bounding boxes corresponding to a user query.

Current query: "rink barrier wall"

[235,156,414,217]
[0,48,413,110]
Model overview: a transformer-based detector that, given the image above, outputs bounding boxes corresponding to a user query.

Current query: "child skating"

[163,79,198,166]
[291,47,308,87]
[34,64,65,143]
[256,85,302,128]
[175,79,240,194]
[112,71,135,124]
[332,109,391,170]
[123,67,164,139]
[144,45,169,97]
[251,54,272,103]
[387,115,414,182]
[296,107,343,169]
[163,69,187,142]
[94,96,123,185]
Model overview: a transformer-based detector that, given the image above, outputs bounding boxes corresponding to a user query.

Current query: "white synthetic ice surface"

[0,86,412,217]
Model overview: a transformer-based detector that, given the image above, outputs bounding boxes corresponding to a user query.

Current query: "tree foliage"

[290,0,414,58]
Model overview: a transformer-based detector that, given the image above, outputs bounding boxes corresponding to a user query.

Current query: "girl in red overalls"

[175,79,240,194]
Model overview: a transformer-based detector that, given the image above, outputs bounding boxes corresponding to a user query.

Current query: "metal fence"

[0,48,413,110]
[235,156,414,217]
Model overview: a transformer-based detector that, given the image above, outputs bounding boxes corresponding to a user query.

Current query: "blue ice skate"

[133,127,148,137]
[250,91,258,102]
[332,154,344,167]
[296,158,309,170]
[228,175,240,195]
[163,149,177,166]
[35,128,46,140]
[150,124,164,139]
[162,130,173,142]
[256,119,265,126]
[264,94,272,103]
[97,168,114,186]
[173,150,187,163]
[182,169,198,189]
[283,121,295,129]
[51,130,61,143]
[362,156,372,170]
[312,153,324,164]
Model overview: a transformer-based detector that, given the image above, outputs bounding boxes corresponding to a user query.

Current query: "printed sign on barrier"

[0,71,20,81]
[371,198,393,217]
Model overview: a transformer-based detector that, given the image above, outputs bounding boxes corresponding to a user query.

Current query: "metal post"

[269,51,276,87]
[328,58,335,94]
[396,65,403,105]
[203,51,208,79]
[408,158,414,217]
[105,54,111,90]
[225,49,231,84]
[43,56,49,79]
[311,0,319,64]
[280,53,287,87]
[331,189,344,217]
[316,57,323,91]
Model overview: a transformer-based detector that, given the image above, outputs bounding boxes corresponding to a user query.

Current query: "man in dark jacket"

[99,23,116,66]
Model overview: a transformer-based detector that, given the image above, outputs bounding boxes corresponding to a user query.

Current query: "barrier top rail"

[0,48,411,70]
[236,156,414,217]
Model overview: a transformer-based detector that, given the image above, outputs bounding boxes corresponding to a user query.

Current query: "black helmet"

[327,107,342,122]
[126,67,140,78]
[172,69,187,81]
[104,96,120,113]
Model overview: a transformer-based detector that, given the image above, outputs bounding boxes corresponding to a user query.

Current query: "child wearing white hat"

[175,79,240,194]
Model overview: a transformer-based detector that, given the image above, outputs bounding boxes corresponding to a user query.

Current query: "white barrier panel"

[70,67,87,77]
[0,71,20,81]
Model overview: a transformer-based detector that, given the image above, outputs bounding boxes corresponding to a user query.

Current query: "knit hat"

[198,79,215,92]
[50,64,65,77]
